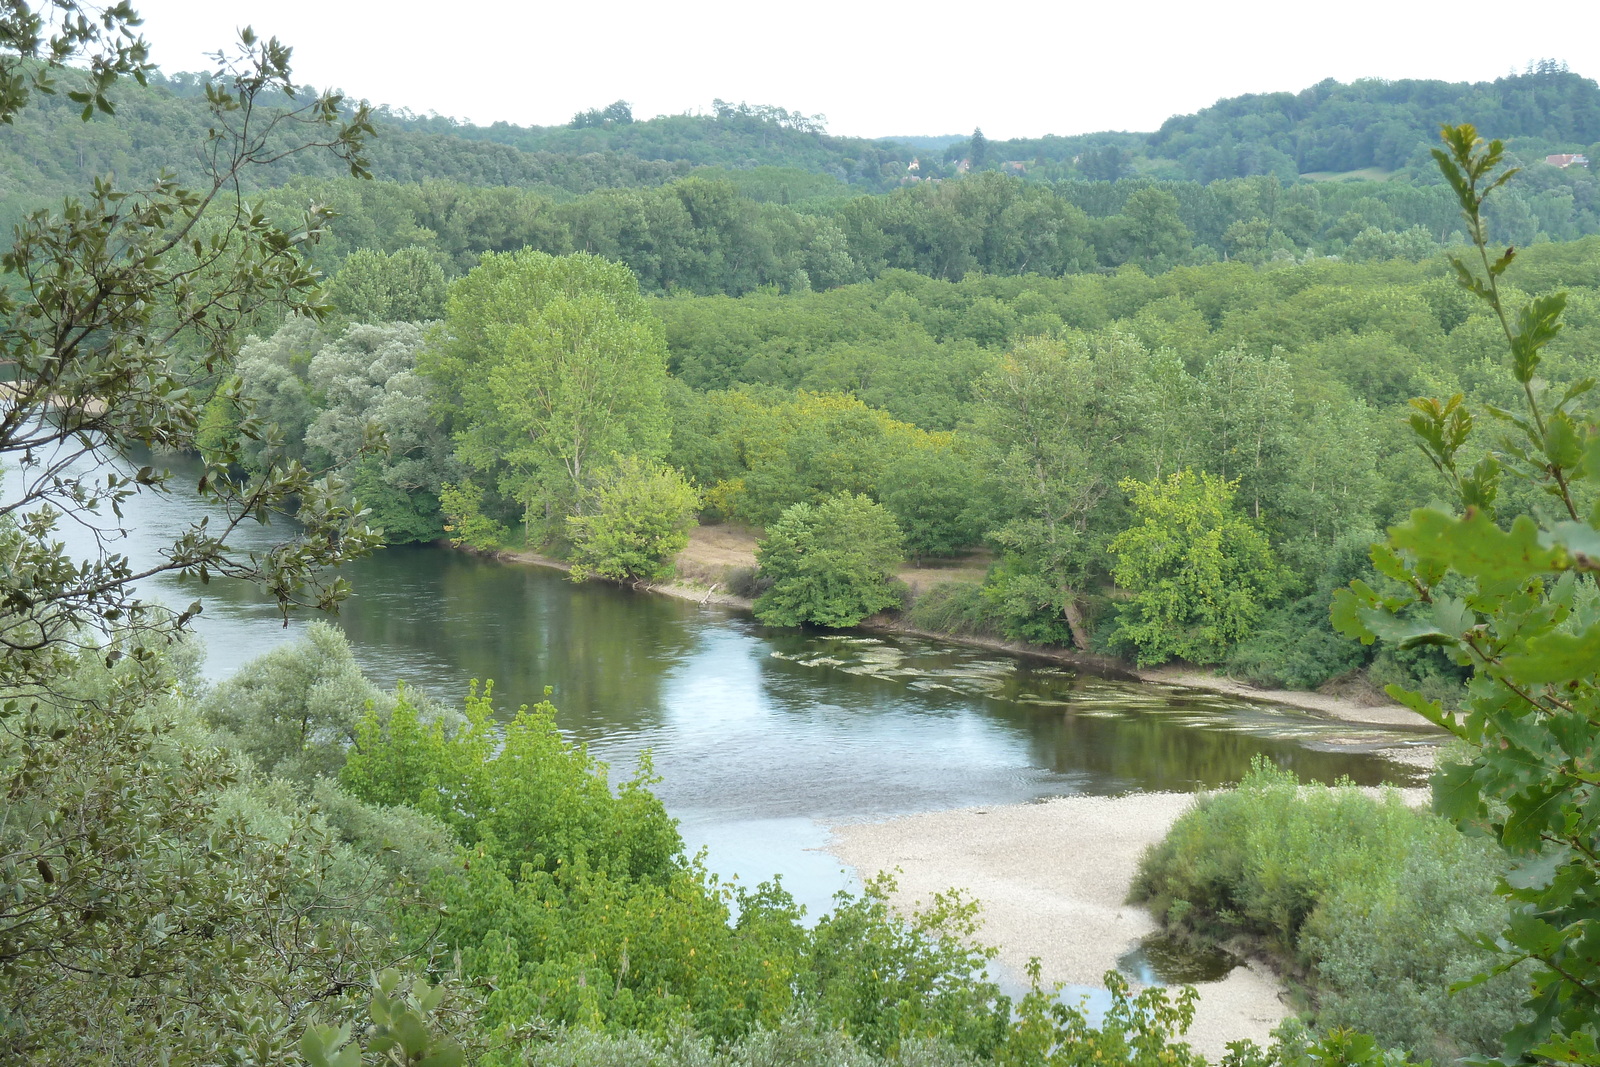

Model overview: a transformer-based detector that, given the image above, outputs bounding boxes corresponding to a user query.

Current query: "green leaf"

[1500,622,1600,685]
[1391,509,1561,584]
[1433,761,1484,822]
[1385,684,1461,736]
[1505,850,1565,892]
[1546,410,1585,470]
[419,1047,465,1067]
[1503,785,1566,852]
[1544,521,1600,570]
[1504,906,1565,956]
[1330,587,1377,644]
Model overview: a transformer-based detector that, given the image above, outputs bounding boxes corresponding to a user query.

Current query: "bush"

[1109,470,1279,666]
[753,494,905,627]
[906,582,1003,639]
[1131,761,1526,1061]
[568,456,702,582]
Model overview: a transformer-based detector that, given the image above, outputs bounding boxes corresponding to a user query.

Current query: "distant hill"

[977,64,1600,182]
[2,63,1596,225]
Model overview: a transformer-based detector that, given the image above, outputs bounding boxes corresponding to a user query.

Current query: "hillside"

[937,65,1600,183]
[6,64,1598,216]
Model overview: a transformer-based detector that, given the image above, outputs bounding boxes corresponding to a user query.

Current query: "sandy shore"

[825,794,1312,1061]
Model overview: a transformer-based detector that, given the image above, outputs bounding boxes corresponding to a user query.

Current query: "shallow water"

[38,450,1435,916]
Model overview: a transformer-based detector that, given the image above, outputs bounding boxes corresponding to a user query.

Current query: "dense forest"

[207,235,1600,707]
[8,8,1600,1066]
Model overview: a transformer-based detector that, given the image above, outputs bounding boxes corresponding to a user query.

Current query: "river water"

[39,452,1434,917]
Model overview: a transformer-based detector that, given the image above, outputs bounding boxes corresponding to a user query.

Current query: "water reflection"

[27,449,1436,915]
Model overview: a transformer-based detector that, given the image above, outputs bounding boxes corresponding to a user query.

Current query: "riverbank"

[822,787,1421,1063]
[481,529,1435,734]
[825,794,1287,1061]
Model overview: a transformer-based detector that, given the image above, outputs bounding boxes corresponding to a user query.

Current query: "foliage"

[1331,125,1600,1063]
[0,639,463,1064]
[0,22,381,695]
[306,321,462,542]
[326,246,449,323]
[675,390,938,528]
[879,443,991,561]
[1109,470,1279,666]
[906,582,1005,640]
[1132,761,1527,1061]
[420,250,671,538]
[299,968,467,1067]
[994,965,1204,1067]
[439,478,511,550]
[204,620,388,781]
[754,494,906,627]
[568,456,702,583]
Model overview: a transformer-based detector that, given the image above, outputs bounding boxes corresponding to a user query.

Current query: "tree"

[1332,126,1600,1063]
[1109,469,1278,666]
[203,621,390,782]
[878,442,988,562]
[304,321,461,543]
[420,250,671,540]
[567,456,701,582]
[968,127,988,170]
[974,336,1149,648]
[0,19,380,694]
[324,245,448,322]
[753,494,905,627]
[1109,188,1193,271]
[0,14,479,1061]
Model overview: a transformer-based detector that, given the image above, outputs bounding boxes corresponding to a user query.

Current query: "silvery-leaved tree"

[1335,125,1600,1064]
[0,3,381,696]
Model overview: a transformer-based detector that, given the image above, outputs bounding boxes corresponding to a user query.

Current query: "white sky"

[128,0,1600,141]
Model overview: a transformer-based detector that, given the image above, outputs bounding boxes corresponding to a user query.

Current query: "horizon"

[127,0,1600,142]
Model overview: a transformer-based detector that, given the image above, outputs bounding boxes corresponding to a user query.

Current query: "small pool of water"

[1118,932,1241,985]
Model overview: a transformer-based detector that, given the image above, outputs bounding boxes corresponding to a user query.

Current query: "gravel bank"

[824,794,1290,1061]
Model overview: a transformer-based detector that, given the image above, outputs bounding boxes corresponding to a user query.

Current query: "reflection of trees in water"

[1018,708,1411,791]
[754,631,1415,793]
[96,454,1416,796]
[332,552,701,738]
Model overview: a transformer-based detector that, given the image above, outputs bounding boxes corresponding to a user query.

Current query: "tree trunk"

[1061,593,1092,651]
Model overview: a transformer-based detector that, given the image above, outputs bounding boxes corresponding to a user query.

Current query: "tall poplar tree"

[421,250,671,539]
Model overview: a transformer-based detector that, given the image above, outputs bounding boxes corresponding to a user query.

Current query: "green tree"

[325,245,448,322]
[878,441,989,561]
[1109,188,1193,271]
[968,127,988,170]
[421,250,671,540]
[567,456,702,582]
[0,19,379,681]
[305,321,461,543]
[753,494,905,627]
[1334,125,1600,1063]
[974,336,1153,648]
[1109,469,1278,666]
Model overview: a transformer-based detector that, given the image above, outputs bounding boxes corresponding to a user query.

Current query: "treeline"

[216,234,1600,705]
[0,67,697,208]
[384,97,912,189]
[943,65,1600,182]
[248,167,1600,300]
[10,62,1600,222]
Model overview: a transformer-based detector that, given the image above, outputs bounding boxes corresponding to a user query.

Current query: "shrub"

[906,582,1003,639]
[568,456,702,582]
[1131,761,1526,1060]
[753,494,905,627]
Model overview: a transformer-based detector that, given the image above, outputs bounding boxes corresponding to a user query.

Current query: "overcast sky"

[128,0,1600,141]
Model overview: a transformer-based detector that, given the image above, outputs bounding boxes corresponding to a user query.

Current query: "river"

[41,451,1433,918]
